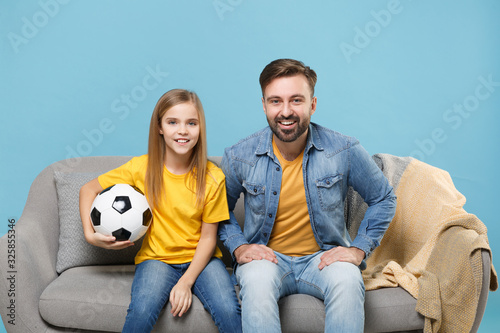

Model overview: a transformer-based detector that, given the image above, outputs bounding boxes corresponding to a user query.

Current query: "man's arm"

[217,148,277,264]
[217,148,250,258]
[347,142,397,259]
[319,143,395,269]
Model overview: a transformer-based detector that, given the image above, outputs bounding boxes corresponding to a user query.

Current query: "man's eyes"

[269,99,303,104]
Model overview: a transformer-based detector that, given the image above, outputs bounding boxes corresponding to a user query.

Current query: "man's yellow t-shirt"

[267,140,321,256]
[98,154,229,265]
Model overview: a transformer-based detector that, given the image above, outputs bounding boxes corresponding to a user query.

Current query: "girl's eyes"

[166,120,198,126]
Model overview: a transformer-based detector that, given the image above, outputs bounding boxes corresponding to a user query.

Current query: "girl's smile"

[159,102,200,172]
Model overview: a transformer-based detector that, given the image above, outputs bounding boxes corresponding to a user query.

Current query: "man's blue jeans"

[236,251,365,333]
[122,258,242,333]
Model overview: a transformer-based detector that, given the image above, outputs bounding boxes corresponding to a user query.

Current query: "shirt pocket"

[242,181,266,216]
[315,174,343,211]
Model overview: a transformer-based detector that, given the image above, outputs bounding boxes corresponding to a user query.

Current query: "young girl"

[79,89,242,333]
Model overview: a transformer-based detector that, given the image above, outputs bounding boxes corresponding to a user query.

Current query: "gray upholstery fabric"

[39,266,424,333]
[0,155,491,333]
[39,265,218,332]
[54,171,143,273]
[364,288,424,332]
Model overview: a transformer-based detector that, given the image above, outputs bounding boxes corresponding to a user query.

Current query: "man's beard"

[268,115,310,143]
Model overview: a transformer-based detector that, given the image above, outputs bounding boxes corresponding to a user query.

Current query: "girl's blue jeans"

[235,250,365,333]
[122,258,242,333]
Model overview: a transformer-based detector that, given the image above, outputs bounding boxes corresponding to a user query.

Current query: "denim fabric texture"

[218,123,397,270]
[122,258,242,333]
[236,251,365,332]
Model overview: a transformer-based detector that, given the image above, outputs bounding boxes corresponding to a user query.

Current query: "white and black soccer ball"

[90,184,152,242]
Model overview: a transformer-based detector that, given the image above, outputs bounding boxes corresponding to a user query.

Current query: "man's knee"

[237,260,281,295]
[323,262,364,296]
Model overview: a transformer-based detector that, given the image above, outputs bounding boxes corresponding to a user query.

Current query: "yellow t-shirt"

[97,154,229,265]
[267,140,321,256]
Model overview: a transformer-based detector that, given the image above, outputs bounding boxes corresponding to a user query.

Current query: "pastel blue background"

[1,0,499,332]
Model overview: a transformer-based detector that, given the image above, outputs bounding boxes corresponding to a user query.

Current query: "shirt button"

[263,233,268,237]
[268,214,272,218]
[276,167,280,171]
[253,188,257,193]
[273,191,277,195]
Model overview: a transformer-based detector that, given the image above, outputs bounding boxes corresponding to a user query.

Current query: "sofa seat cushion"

[364,287,424,332]
[39,265,424,333]
[39,265,219,332]
[279,287,423,333]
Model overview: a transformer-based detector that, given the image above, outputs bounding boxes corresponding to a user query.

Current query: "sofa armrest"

[470,250,492,333]
[0,164,61,332]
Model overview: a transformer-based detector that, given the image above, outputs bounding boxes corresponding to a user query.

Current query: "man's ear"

[310,96,317,116]
[262,96,266,113]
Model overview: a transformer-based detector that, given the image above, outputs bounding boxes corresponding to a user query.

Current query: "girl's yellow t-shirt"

[97,154,229,265]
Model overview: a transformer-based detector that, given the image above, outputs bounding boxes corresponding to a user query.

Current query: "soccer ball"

[90,184,152,242]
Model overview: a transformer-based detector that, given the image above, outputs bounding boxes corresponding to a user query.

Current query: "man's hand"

[318,246,365,270]
[234,244,278,265]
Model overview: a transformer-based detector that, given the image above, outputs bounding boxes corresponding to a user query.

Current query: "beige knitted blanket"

[362,157,498,333]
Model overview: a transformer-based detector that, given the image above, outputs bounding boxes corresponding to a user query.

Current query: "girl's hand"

[169,280,193,317]
[81,178,136,250]
[85,232,134,250]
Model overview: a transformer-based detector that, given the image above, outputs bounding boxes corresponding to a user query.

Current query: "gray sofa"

[0,156,492,332]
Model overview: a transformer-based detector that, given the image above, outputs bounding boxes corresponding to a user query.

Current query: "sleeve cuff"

[225,235,249,259]
[350,234,377,258]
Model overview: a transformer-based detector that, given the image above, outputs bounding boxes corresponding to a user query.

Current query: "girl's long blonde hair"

[145,89,208,210]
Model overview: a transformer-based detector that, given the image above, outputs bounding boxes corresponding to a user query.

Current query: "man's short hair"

[259,59,317,97]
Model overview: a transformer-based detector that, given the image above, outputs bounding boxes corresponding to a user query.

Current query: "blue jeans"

[236,251,365,333]
[122,258,242,333]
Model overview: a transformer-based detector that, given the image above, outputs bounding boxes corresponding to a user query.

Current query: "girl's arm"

[79,178,134,250]
[169,221,218,317]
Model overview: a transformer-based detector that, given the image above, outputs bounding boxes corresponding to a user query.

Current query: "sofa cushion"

[364,287,424,332]
[39,265,220,332]
[54,171,143,273]
[280,288,423,332]
[39,265,423,332]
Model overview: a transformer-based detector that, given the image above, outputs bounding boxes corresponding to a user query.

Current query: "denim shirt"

[218,123,397,269]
